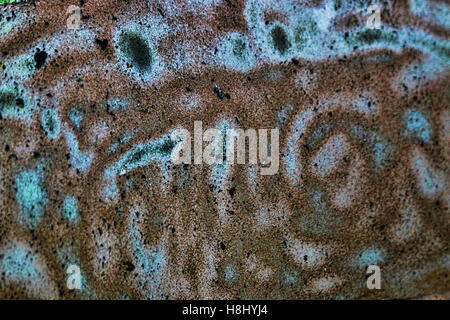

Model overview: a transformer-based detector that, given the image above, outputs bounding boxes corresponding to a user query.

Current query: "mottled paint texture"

[0,0,448,300]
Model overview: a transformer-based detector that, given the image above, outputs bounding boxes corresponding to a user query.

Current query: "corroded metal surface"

[0,0,448,299]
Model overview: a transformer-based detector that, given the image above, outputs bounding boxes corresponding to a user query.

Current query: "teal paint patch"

[2,246,38,281]
[15,166,48,229]
[62,196,78,222]
[103,132,176,201]
[276,104,294,129]
[0,5,24,36]
[105,98,128,112]
[346,28,399,48]
[0,83,35,122]
[210,120,234,187]
[283,269,298,285]
[412,151,445,198]
[358,247,385,267]
[372,141,389,168]
[404,108,432,143]
[64,130,93,173]
[41,108,61,139]
[129,214,167,299]
[284,109,316,184]
[291,15,318,50]
[216,32,256,72]
[410,0,450,28]
[102,180,120,202]
[108,130,134,153]
[269,23,292,56]
[224,264,237,282]
[112,17,168,83]
[118,31,153,72]
[106,134,175,177]
[352,125,392,170]
[310,134,349,177]
[244,0,450,68]
[69,108,83,129]
[2,48,39,82]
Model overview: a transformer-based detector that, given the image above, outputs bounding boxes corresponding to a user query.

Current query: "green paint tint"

[0,0,26,4]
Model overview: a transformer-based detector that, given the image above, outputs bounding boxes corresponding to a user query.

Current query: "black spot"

[220,242,226,250]
[95,38,109,50]
[118,31,153,72]
[34,50,48,69]
[271,26,291,55]
[15,98,24,108]
[123,260,135,272]
[157,7,165,18]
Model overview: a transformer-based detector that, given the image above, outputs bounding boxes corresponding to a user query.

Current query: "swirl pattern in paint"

[0,0,449,299]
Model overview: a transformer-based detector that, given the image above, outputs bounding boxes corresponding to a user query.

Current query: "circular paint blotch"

[292,18,317,48]
[270,25,291,55]
[215,33,255,72]
[118,31,153,73]
[231,37,247,58]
